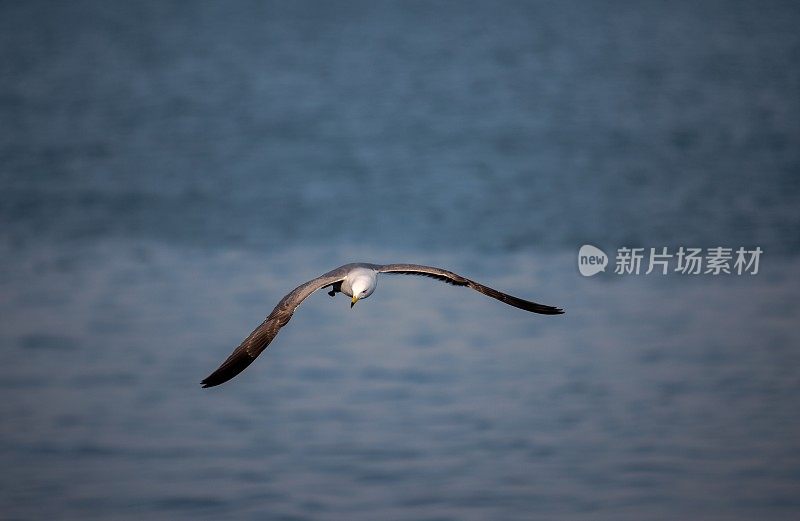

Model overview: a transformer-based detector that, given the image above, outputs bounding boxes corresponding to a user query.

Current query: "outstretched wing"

[377,263,564,315]
[201,267,349,388]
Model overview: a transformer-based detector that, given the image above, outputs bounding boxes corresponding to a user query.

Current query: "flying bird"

[201,263,564,388]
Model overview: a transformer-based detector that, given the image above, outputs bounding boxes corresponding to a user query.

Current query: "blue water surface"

[1,1,799,519]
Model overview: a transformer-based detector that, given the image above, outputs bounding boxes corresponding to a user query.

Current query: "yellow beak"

[351,295,359,308]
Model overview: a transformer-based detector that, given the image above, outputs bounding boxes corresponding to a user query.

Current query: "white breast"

[341,267,378,297]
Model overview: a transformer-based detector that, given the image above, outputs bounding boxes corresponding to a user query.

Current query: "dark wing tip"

[508,299,565,315]
[200,347,259,388]
[200,368,238,388]
[200,372,225,388]
[534,304,565,315]
[200,365,249,388]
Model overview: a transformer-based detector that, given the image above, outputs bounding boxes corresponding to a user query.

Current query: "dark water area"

[2,0,799,254]
[1,1,799,520]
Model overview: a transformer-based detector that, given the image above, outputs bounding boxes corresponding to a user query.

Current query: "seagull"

[201,263,564,388]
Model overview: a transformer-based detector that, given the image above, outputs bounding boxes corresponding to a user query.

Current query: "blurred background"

[1,1,798,519]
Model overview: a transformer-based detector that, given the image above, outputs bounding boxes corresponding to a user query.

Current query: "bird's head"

[350,277,375,308]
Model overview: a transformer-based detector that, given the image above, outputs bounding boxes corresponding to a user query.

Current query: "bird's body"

[201,262,563,388]
[338,265,377,302]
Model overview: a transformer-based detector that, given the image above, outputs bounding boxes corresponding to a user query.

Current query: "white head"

[350,274,377,308]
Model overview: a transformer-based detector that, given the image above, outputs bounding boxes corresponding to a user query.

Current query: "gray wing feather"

[201,266,349,388]
[377,263,565,315]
